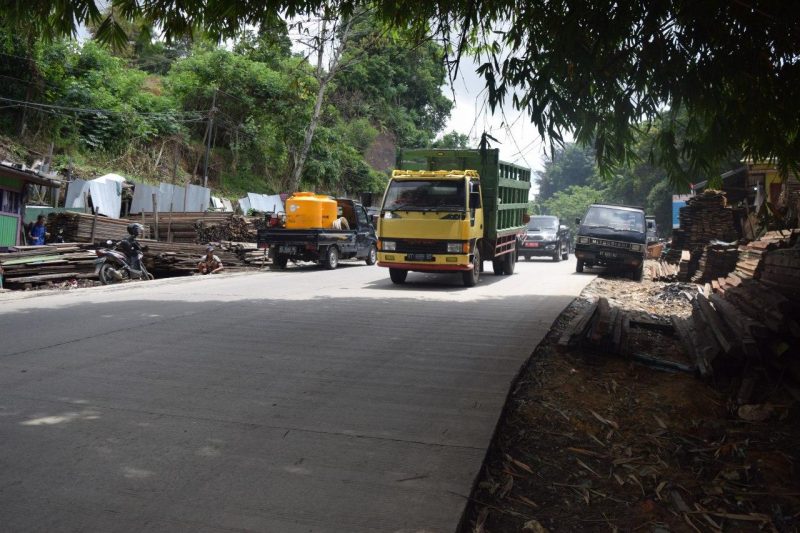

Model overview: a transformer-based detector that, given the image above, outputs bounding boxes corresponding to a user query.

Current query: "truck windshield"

[583,206,645,233]
[383,180,465,211]
[528,216,558,231]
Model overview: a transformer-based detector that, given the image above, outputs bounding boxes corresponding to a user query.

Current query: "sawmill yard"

[461,271,800,533]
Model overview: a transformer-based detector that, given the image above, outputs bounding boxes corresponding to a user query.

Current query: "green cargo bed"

[396,148,531,240]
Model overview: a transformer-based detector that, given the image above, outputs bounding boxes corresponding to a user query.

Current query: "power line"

[0,95,205,119]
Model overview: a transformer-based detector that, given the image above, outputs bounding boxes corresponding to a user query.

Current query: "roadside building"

[0,163,62,247]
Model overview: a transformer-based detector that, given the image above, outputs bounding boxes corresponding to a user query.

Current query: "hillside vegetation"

[0,17,453,199]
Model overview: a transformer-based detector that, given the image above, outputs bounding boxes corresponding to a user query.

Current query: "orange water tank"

[285,192,338,229]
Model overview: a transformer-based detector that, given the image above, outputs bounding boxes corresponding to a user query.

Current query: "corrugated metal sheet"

[0,214,19,246]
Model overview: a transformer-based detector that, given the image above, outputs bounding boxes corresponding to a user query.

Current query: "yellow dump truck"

[377,148,531,287]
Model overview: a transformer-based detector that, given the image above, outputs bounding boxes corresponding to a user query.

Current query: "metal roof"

[0,162,62,188]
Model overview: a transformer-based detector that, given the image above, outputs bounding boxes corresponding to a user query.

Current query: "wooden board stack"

[137,212,231,242]
[646,260,679,281]
[690,229,800,403]
[691,242,739,283]
[0,243,98,287]
[46,212,150,243]
[195,216,259,243]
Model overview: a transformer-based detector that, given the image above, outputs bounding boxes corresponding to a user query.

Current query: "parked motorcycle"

[94,240,154,284]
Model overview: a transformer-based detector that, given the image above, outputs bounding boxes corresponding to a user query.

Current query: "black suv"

[518,215,571,262]
[574,204,647,280]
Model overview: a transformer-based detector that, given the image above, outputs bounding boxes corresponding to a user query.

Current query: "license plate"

[406,253,434,261]
[525,242,539,248]
[278,246,296,254]
[599,251,619,258]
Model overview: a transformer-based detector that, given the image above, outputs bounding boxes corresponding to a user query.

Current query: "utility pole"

[202,89,218,189]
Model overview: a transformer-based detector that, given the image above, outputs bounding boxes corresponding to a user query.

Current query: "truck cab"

[378,170,483,285]
[574,203,647,281]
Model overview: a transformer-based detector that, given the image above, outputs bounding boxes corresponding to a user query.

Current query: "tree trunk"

[289,76,329,192]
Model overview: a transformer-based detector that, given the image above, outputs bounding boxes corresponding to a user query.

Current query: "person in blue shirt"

[28,215,47,245]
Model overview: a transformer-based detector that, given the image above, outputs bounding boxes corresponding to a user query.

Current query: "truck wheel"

[462,247,481,287]
[273,255,288,269]
[365,244,377,266]
[503,250,516,274]
[324,246,339,270]
[492,258,504,275]
[389,268,407,284]
[576,259,584,273]
[633,264,644,282]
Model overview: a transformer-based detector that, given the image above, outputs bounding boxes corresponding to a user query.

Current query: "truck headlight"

[447,242,462,253]
[577,237,589,244]
[631,244,643,252]
[382,240,396,251]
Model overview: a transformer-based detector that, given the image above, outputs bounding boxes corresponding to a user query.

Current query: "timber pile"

[219,241,269,267]
[195,216,258,243]
[677,250,692,281]
[0,243,97,287]
[46,212,149,243]
[667,190,739,273]
[139,240,266,275]
[137,212,230,242]
[646,260,679,281]
[559,296,693,373]
[691,242,739,283]
[690,230,800,403]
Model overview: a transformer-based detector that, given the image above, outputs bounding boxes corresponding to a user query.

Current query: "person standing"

[28,215,47,245]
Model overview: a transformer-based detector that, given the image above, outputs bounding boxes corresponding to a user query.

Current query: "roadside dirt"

[460,275,800,533]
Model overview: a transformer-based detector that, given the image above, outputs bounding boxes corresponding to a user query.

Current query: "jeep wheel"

[576,259,584,273]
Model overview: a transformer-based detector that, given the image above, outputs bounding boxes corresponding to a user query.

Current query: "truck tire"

[576,259,584,273]
[462,247,481,287]
[273,255,288,269]
[365,244,377,266]
[324,246,339,270]
[492,258,504,275]
[633,264,644,282]
[503,250,516,274]
[389,268,407,284]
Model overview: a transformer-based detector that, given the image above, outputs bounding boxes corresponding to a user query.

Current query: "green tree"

[536,143,597,201]
[430,131,470,149]
[7,0,794,185]
[542,185,607,233]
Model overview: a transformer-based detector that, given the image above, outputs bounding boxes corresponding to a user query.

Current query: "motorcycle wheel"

[98,263,119,285]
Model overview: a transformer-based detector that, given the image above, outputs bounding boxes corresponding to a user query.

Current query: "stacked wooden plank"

[691,242,739,283]
[761,246,800,298]
[646,260,679,281]
[677,250,692,281]
[0,243,98,287]
[219,241,269,267]
[195,216,259,243]
[139,240,265,275]
[693,230,800,403]
[46,212,149,243]
[137,212,231,242]
[668,190,739,276]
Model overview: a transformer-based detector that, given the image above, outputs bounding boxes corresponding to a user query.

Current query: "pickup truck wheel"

[365,244,377,266]
[324,246,339,270]
[462,247,481,287]
[492,258,504,275]
[576,259,584,273]
[503,250,516,274]
[273,255,288,269]
[389,268,407,284]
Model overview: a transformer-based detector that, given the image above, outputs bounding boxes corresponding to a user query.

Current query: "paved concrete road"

[0,258,593,532]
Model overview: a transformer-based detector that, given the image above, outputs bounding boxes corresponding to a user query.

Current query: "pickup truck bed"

[256,199,378,270]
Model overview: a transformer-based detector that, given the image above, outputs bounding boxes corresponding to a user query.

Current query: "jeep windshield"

[528,216,558,232]
[582,206,645,233]
[382,180,465,212]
